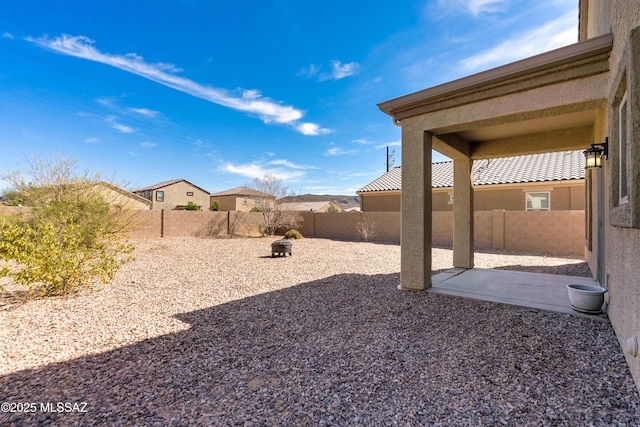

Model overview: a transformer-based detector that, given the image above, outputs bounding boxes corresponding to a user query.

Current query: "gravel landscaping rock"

[1,237,638,426]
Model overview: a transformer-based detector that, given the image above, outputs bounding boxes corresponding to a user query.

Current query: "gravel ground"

[1,237,638,426]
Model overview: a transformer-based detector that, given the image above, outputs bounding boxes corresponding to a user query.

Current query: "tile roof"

[357,150,585,193]
[133,178,210,194]
[209,186,273,198]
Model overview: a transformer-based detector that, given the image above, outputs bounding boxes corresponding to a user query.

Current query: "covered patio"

[430,267,606,321]
[378,34,612,294]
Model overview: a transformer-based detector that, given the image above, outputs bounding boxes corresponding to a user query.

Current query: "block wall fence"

[123,209,585,256]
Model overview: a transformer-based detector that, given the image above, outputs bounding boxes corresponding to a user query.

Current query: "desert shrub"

[356,215,376,242]
[0,155,138,296]
[0,216,133,296]
[185,201,200,210]
[327,205,339,213]
[284,229,303,239]
[250,206,263,212]
[210,201,220,211]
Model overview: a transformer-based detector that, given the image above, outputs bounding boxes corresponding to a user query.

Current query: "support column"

[453,157,474,268]
[400,123,432,290]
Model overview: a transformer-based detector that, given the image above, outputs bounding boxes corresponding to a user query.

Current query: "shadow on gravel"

[2,272,639,426]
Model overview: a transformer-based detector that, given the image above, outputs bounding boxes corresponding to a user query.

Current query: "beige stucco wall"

[361,181,584,212]
[145,181,210,210]
[584,0,640,390]
[210,195,273,212]
[360,192,401,212]
[211,195,238,212]
[94,185,150,210]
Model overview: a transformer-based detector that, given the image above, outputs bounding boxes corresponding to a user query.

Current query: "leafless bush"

[356,214,376,242]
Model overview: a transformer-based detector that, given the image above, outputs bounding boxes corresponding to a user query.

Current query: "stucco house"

[94,182,151,210]
[209,186,274,212]
[377,0,640,390]
[358,151,585,212]
[133,179,210,210]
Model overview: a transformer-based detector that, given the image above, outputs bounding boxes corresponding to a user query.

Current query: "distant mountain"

[280,194,360,210]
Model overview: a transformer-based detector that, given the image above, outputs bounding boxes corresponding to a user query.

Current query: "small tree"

[184,201,200,211]
[251,174,301,235]
[0,155,138,296]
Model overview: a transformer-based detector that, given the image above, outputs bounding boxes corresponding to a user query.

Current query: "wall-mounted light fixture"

[584,137,609,169]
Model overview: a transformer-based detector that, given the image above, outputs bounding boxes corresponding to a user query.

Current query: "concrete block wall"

[504,210,585,255]
[107,208,585,256]
[229,212,265,237]
[127,210,162,239]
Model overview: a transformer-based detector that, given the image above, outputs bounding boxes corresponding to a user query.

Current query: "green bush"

[0,155,137,297]
[0,209,134,296]
[185,201,200,211]
[211,201,220,211]
[284,229,303,239]
[250,206,263,212]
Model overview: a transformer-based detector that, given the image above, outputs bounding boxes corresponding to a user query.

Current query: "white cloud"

[29,34,325,135]
[2,32,14,39]
[296,122,331,136]
[84,137,101,143]
[140,141,157,148]
[317,60,360,81]
[326,147,359,156]
[330,60,359,79]
[269,159,316,170]
[437,0,507,16]
[375,140,401,149]
[129,107,159,118]
[106,116,135,133]
[460,10,578,72]
[223,162,305,181]
[297,64,320,78]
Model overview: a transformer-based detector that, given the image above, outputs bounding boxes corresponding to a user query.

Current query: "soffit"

[458,110,597,141]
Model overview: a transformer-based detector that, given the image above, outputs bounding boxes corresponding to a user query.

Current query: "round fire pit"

[271,239,292,257]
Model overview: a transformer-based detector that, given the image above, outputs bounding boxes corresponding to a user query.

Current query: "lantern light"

[584,137,608,169]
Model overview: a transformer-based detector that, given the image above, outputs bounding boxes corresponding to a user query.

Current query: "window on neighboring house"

[187,191,194,196]
[526,192,550,211]
[243,196,248,204]
[156,191,164,202]
[619,92,629,205]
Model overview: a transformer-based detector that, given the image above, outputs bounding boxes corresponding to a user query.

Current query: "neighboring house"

[358,151,584,212]
[133,179,210,210]
[0,182,151,210]
[209,186,274,212]
[377,0,640,390]
[280,201,342,212]
[93,182,151,210]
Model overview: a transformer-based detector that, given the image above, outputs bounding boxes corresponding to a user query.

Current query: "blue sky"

[1,0,578,195]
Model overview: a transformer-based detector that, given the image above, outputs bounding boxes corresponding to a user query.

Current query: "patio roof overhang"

[378,33,613,160]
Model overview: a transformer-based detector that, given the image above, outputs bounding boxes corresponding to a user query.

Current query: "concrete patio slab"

[428,268,608,321]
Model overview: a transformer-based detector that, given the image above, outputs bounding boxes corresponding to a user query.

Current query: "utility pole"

[386,146,396,172]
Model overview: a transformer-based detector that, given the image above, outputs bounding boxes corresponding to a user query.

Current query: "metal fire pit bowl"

[271,239,292,257]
